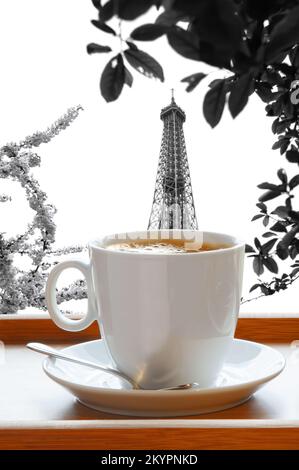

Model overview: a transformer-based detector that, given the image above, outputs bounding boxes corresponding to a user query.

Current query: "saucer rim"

[43,338,285,396]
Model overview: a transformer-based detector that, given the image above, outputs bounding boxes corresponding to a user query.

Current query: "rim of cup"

[89,230,245,257]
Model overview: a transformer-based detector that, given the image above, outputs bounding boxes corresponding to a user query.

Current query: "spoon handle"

[26,342,140,389]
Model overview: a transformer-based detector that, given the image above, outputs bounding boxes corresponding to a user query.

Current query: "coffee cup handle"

[46,259,97,332]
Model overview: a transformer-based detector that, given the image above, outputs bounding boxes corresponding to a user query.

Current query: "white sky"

[0,0,298,313]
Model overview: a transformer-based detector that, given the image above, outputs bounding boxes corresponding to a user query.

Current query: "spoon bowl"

[27,342,193,391]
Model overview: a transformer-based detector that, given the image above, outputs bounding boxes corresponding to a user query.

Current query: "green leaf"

[203,80,227,128]
[266,5,299,63]
[124,48,164,81]
[263,215,270,227]
[87,43,112,54]
[100,54,125,102]
[131,23,169,41]
[245,244,255,253]
[181,73,207,92]
[228,73,254,118]
[167,27,201,61]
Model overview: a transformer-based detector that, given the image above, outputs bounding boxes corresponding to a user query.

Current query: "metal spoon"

[27,342,193,391]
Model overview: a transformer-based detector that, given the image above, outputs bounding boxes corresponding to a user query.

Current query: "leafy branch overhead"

[88,7,166,102]
[88,1,299,115]
[88,0,299,301]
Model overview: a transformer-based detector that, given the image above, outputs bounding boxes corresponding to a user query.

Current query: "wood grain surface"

[0,316,298,449]
[1,315,299,343]
[0,317,100,344]
[1,427,299,450]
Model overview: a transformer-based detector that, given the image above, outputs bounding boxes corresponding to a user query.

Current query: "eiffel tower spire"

[148,91,198,230]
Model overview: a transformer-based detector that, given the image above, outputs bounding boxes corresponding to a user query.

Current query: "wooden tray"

[0,316,299,450]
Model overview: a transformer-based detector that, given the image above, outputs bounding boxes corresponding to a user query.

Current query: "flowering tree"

[0,106,87,313]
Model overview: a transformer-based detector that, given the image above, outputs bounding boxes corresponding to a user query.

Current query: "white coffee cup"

[46,230,245,389]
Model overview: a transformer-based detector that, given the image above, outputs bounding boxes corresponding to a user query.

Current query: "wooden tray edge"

[1,418,299,429]
[0,316,299,343]
[0,425,299,449]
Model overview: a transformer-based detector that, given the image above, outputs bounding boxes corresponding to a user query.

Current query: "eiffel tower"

[148,91,198,230]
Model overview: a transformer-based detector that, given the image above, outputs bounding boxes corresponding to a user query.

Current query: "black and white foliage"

[87,0,299,300]
[0,106,87,313]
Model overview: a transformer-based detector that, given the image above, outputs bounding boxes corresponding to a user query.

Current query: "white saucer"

[43,339,285,417]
